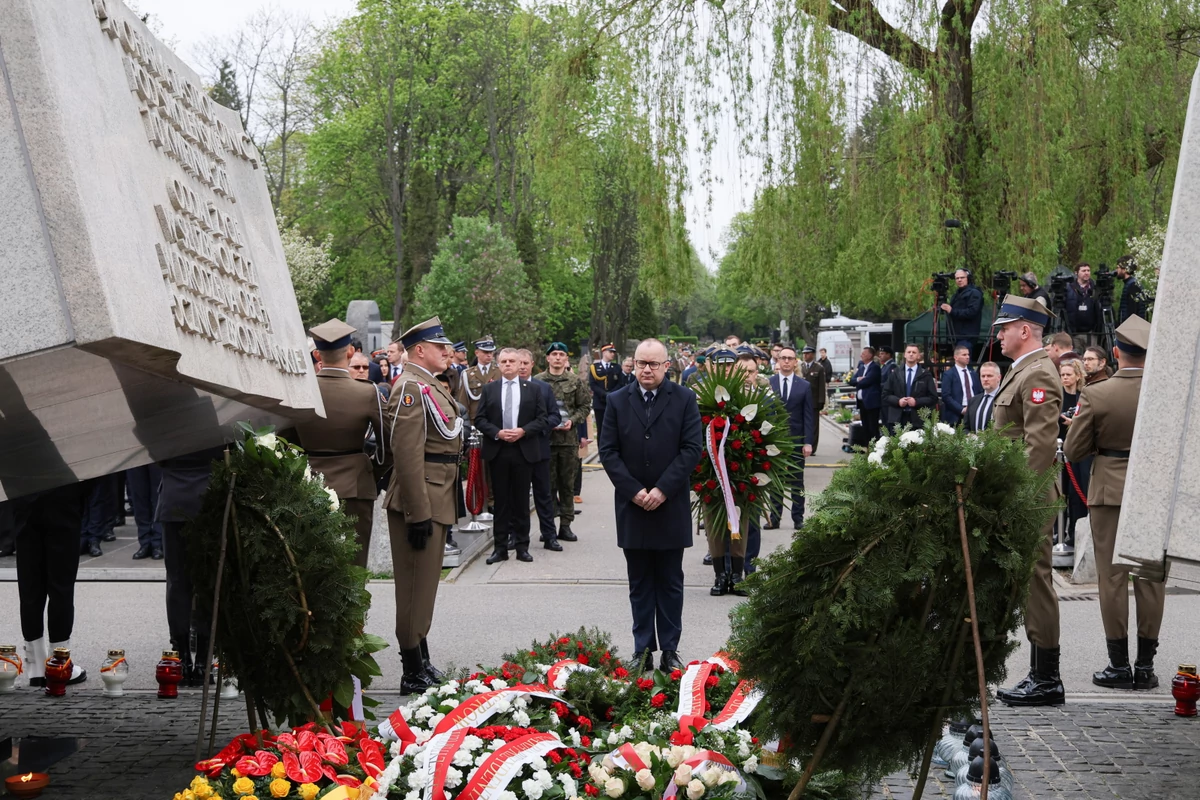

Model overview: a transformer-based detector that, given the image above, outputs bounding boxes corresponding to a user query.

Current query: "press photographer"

[938,268,984,352]
[1065,262,1101,335]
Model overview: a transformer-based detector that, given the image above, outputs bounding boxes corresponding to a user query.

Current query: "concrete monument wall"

[0,0,321,499]
[1115,62,1200,589]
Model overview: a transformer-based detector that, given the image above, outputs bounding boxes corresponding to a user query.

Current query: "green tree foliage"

[413,215,543,347]
[207,57,242,112]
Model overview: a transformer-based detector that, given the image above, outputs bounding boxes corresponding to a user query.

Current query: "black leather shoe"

[67,667,88,685]
[630,650,654,674]
[151,547,164,560]
[132,544,153,560]
[660,650,684,672]
[763,521,780,530]
[998,645,1065,706]
[1134,636,1160,689]
[88,543,103,558]
[516,550,533,563]
[557,525,578,542]
[400,648,435,695]
[0,545,15,557]
[543,539,563,551]
[485,550,509,565]
[729,557,748,596]
[1093,637,1133,689]
[702,553,713,566]
[101,530,117,542]
[507,536,516,550]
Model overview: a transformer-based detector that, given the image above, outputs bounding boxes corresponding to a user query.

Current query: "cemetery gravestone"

[0,0,321,500]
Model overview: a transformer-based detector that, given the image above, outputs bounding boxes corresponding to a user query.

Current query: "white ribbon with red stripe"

[455,733,563,800]
[421,729,468,800]
[431,686,562,735]
[706,419,741,539]
[544,659,596,690]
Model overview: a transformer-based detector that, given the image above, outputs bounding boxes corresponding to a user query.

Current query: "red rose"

[705,674,720,688]
[702,494,713,503]
[576,641,586,649]
[651,693,667,708]
[737,482,746,493]
[605,706,614,720]
[748,493,757,502]
[751,737,759,744]
[730,440,743,450]
[670,730,694,746]
[749,476,759,485]
[705,479,717,490]
[701,415,712,424]
[614,666,629,679]
[762,461,772,470]
[729,424,739,433]
[670,669,682,680]
[694,463,704,473]
[734,414,745,423]
[693,482,703,492]
[730,462,740,471]
[577,653,590,665]
[585,785,600,797]
[636,677,655,690]
[602,652,612,662]
[717,401,727,409]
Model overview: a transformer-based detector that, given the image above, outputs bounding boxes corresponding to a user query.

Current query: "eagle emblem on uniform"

[1030,388,1046,404]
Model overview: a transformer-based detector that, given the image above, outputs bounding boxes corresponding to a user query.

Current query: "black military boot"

[728,557,747,597]
[1134,636,1160,690]
[420,638,445,683]
[557,521,578,542]
[1092,637,1133,689]
[709,563,728,596]
[997,645,1065,706]
[400,647,435,695]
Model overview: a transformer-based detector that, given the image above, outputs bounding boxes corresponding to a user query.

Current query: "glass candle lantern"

[99,649,129,697]
[0,645,21,693]
[1172,664,1199,717]
[156,650,183,698]
[43,648,73,697]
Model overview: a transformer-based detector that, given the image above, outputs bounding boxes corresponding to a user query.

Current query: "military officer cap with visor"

[709,347,737,364]
[473,335,497,352]
[453,341,467,353]
[1114,314,1151,356]
[600,343,617,354]
[309,318,358,351]
[400,316,454,349]
[801,345,816,354]
[992,293,1056,327]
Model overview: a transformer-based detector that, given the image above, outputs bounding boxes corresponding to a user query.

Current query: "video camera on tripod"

[931,271,955,306]
[992,270,1017,298]
[1094,264,1118,311]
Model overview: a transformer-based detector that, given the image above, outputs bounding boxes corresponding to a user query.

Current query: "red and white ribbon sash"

[662,751,744,800]
[675,654,760,732]
[610,743,649,772]
[675,662,716,719]
[706,420,741,539]
[709,681,763,731]
[422,729,468,800]
[380,709,418,744]
[432,686,560,735]
[545,659,596,690]
[456,733,563,800]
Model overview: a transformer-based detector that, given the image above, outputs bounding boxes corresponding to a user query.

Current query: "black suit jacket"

[530,378,561,461]
[767,373,814,448]
[881,364,938,427]
[599,381,703,550]
[475,378,550,463]
[965,391,997,432]
[940,365,983,426]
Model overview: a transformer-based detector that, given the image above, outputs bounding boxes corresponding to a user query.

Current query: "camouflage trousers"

[550,446,578,522]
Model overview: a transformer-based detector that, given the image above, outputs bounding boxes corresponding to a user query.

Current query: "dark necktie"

[978,395,992,430]
[906,368,914,396]
[962,369,972,401]
[644,391,656,418]
[782,376,790,403]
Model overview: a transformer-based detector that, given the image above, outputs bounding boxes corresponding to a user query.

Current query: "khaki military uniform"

[992,348,1062,649]
[1063,368,1164,640]
[385,362,463,649]
[800,358,828,449]
[534,370,591,523]
[293,369,389,568]
[456,363,500,422]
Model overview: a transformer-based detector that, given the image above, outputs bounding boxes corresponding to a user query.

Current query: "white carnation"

[558,774,578,798]
[498,792,518,800]
[428,713,445,728]
[445,767,464,789]
[462,735,484,752]
[514,710,531,727]
[514,695,529,709]
[522,778,545,800]
[404,792,420,800]
[453,748,474,767]
[549,712,560,726]
[474,752,490,767]
[898,429,925,447]
[742,755,758,773]
[490,678,509,690]
[935,422,956,436]
[325,486,339,511]
[414,706,435,721]
[490,739,504,750]
[438,680,461,696]
[400,706,415,720]
[873,436,889,453]
[867,451,884,467]
[407,770,428,789]
[570,729,581,747]
[606,731,620,745]
[534,769,553,789]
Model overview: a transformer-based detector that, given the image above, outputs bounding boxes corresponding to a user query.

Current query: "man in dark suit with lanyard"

[599,338,703,673]
[766,345,815,529]
[476,348,550,564]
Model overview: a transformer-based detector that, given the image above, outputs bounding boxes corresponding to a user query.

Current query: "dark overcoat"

[599,380,703,550]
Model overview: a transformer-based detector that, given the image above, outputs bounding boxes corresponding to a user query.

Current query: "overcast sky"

[133,0,752,270]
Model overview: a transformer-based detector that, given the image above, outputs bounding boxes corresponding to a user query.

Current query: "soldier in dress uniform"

[800,345,827,450]
[457,335,500,424]
[1064,315,1165,690]
[385,317,463,693]
[589,344,623,442]
[535,342,592,543]
[293,319,390,569]
[444,342,468,397]
[990,295,1066,707]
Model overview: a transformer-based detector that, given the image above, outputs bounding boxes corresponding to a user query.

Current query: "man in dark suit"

[766,345,814,530]
[476,348,550,564]
[882,343,939,432]
[517,349,563,551]
[940,344,983,426]
[878,346,897,389]
[599,338,703,674]
[848,346,882,441]
[965,361,1002,432]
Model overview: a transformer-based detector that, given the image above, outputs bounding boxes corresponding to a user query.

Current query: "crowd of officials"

[3,278,1163,704]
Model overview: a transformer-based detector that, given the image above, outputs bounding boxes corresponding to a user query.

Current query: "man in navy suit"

[599,338,703,674]
[848,346,882,441]
[476,348,550,564]
[882,343,939,432]
[517,349,563,550]
[940,344,983,426]
[766,345,814,530]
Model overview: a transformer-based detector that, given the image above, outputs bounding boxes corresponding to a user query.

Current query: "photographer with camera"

[1115,255,1149,323]
[938,269,983,353]
[1065,262,1101,337]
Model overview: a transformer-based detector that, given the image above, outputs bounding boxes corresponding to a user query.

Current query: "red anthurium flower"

[274,733,298,752]
[651,693,667,708]
[321,764,339,782]
[296,730,318,752]
[317,735,349,766]
[335,774,364,789]
[670,730,694,746]
[234,750,280,778]
[357,740,385,779]
[284,751,324,784]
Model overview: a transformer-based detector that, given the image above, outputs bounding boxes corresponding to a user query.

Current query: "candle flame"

[21,774,32,782]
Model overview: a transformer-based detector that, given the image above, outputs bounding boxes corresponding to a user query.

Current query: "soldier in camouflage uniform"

[534,342,592,542]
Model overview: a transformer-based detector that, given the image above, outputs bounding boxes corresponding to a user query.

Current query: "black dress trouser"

[490,445,534,553]
[12,482,87,642]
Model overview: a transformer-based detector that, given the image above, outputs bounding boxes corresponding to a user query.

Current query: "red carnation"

[605,706,614,720]
[577,653,590,665]
[737,482,746,493]
[549,751,564,764]
[636,677,655,690]
[576,641,586,649]
[748,493,757,502]
[529,651,537,657]
[705,479,717,490]
[670,730,694,746]
[580,736,592,748]
[553,702,570,717]
[614,666,629,679]
[651,693,667,708]
[577,716,593,730]
[602,652,612,662]
[559,637,571,644]
[585,785,600,797]
[705,674,720,688]
[730,440,743,450]
[557,651,567,658]
[670,669,683,680]
[570,762,583,778]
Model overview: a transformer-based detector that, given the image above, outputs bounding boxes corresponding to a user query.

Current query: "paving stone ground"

[3,691,1199,799]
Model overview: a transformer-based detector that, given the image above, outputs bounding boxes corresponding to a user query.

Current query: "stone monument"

[346,300,383,354]
[0,0,321,500]
[1114,62,1200,589]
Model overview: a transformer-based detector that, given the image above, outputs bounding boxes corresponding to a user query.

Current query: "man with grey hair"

[599,338,703,673]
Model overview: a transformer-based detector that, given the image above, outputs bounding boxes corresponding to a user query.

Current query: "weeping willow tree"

[574,0,1199,316]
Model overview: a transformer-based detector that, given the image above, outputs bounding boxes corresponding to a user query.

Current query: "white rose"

[255,433,278,451]
[737,743,750,758]
[666,747,686,768]
[935,422,956,436]
[604,777,625,798]
[445,767,463,789]
[325,486,339,511]
[589,764,609,785]
[699,767,721,788]
[742,756,758,774]
[631,742,656,763]
[522,778,545,800]
[898,430,925,447]
[718,770,739,786]
[602,755,618,772]
[635,769,656,791]
[673,764,693,786]
[686,779,705,800]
